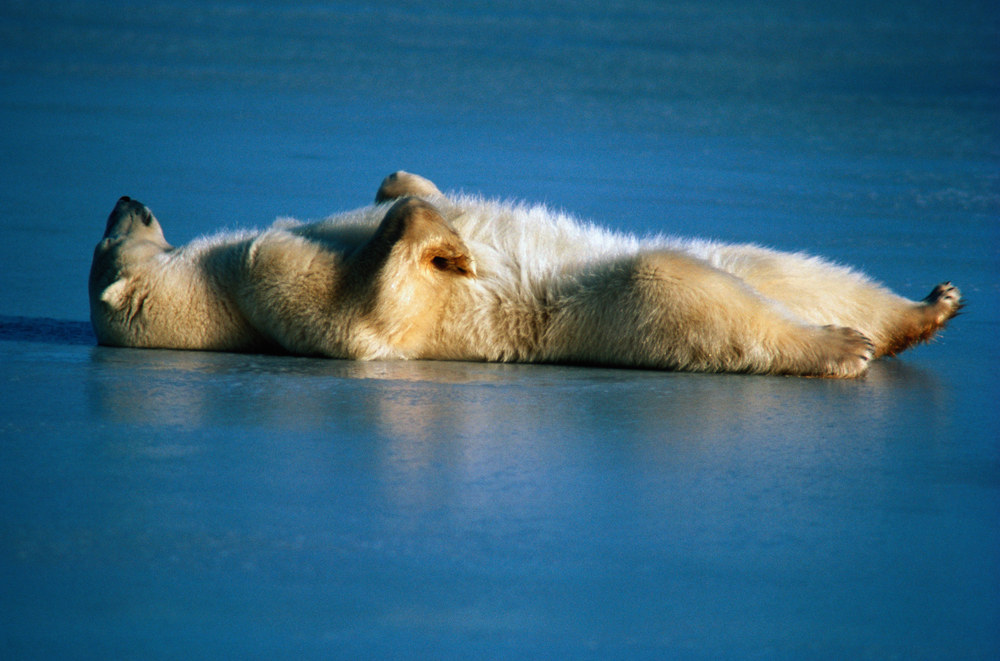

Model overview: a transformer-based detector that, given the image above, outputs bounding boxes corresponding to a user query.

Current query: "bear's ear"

[423,243,476,277]
[99,279,129,308]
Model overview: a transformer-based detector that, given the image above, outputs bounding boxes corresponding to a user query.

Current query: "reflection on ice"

[83,344,956,529]
[0,305,992,659]
[85,344,949,443]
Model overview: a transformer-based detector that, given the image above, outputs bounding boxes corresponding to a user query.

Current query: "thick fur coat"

[89,172,961,377]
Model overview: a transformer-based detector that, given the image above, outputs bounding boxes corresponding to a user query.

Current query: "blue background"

[2,1,998,658]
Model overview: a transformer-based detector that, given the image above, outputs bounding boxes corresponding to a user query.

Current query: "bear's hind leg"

[545,251,875,377]
[879,282,963,356]
[375,171,443,203]
[797,325,875,377]
[701,245,962,359]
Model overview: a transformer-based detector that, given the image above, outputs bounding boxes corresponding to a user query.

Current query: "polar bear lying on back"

[88,171,961,377]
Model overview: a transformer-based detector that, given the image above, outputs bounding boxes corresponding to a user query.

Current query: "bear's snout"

[100,196,168,249]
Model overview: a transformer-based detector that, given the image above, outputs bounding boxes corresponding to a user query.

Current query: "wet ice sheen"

[1,1,999,658]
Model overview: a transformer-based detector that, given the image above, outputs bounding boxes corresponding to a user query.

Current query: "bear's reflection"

[87,346,948,474]
[85,346,956,553]
[87,345,947,443]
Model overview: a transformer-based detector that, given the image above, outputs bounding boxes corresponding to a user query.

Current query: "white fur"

[89,183,961,378]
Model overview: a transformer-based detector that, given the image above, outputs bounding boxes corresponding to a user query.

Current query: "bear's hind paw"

[922,281,963,325]
[811,325,874,378]
[879,282,963,357]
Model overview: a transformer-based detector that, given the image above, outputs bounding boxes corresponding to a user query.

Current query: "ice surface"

[1,1,998,658]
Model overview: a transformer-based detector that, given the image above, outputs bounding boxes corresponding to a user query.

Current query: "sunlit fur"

[89,173,961,377]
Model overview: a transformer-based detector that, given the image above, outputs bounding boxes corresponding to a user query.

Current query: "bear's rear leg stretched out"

[540,250,876,377]
[880,282,963,356]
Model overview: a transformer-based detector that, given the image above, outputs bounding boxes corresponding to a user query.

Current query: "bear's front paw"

[375,171,443,203]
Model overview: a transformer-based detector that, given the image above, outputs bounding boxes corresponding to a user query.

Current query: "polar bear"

[88,171,962,377]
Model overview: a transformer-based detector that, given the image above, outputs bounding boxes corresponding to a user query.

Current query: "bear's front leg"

[374,171,443,203]
[541,251,875,377]
[239,197,474,360]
